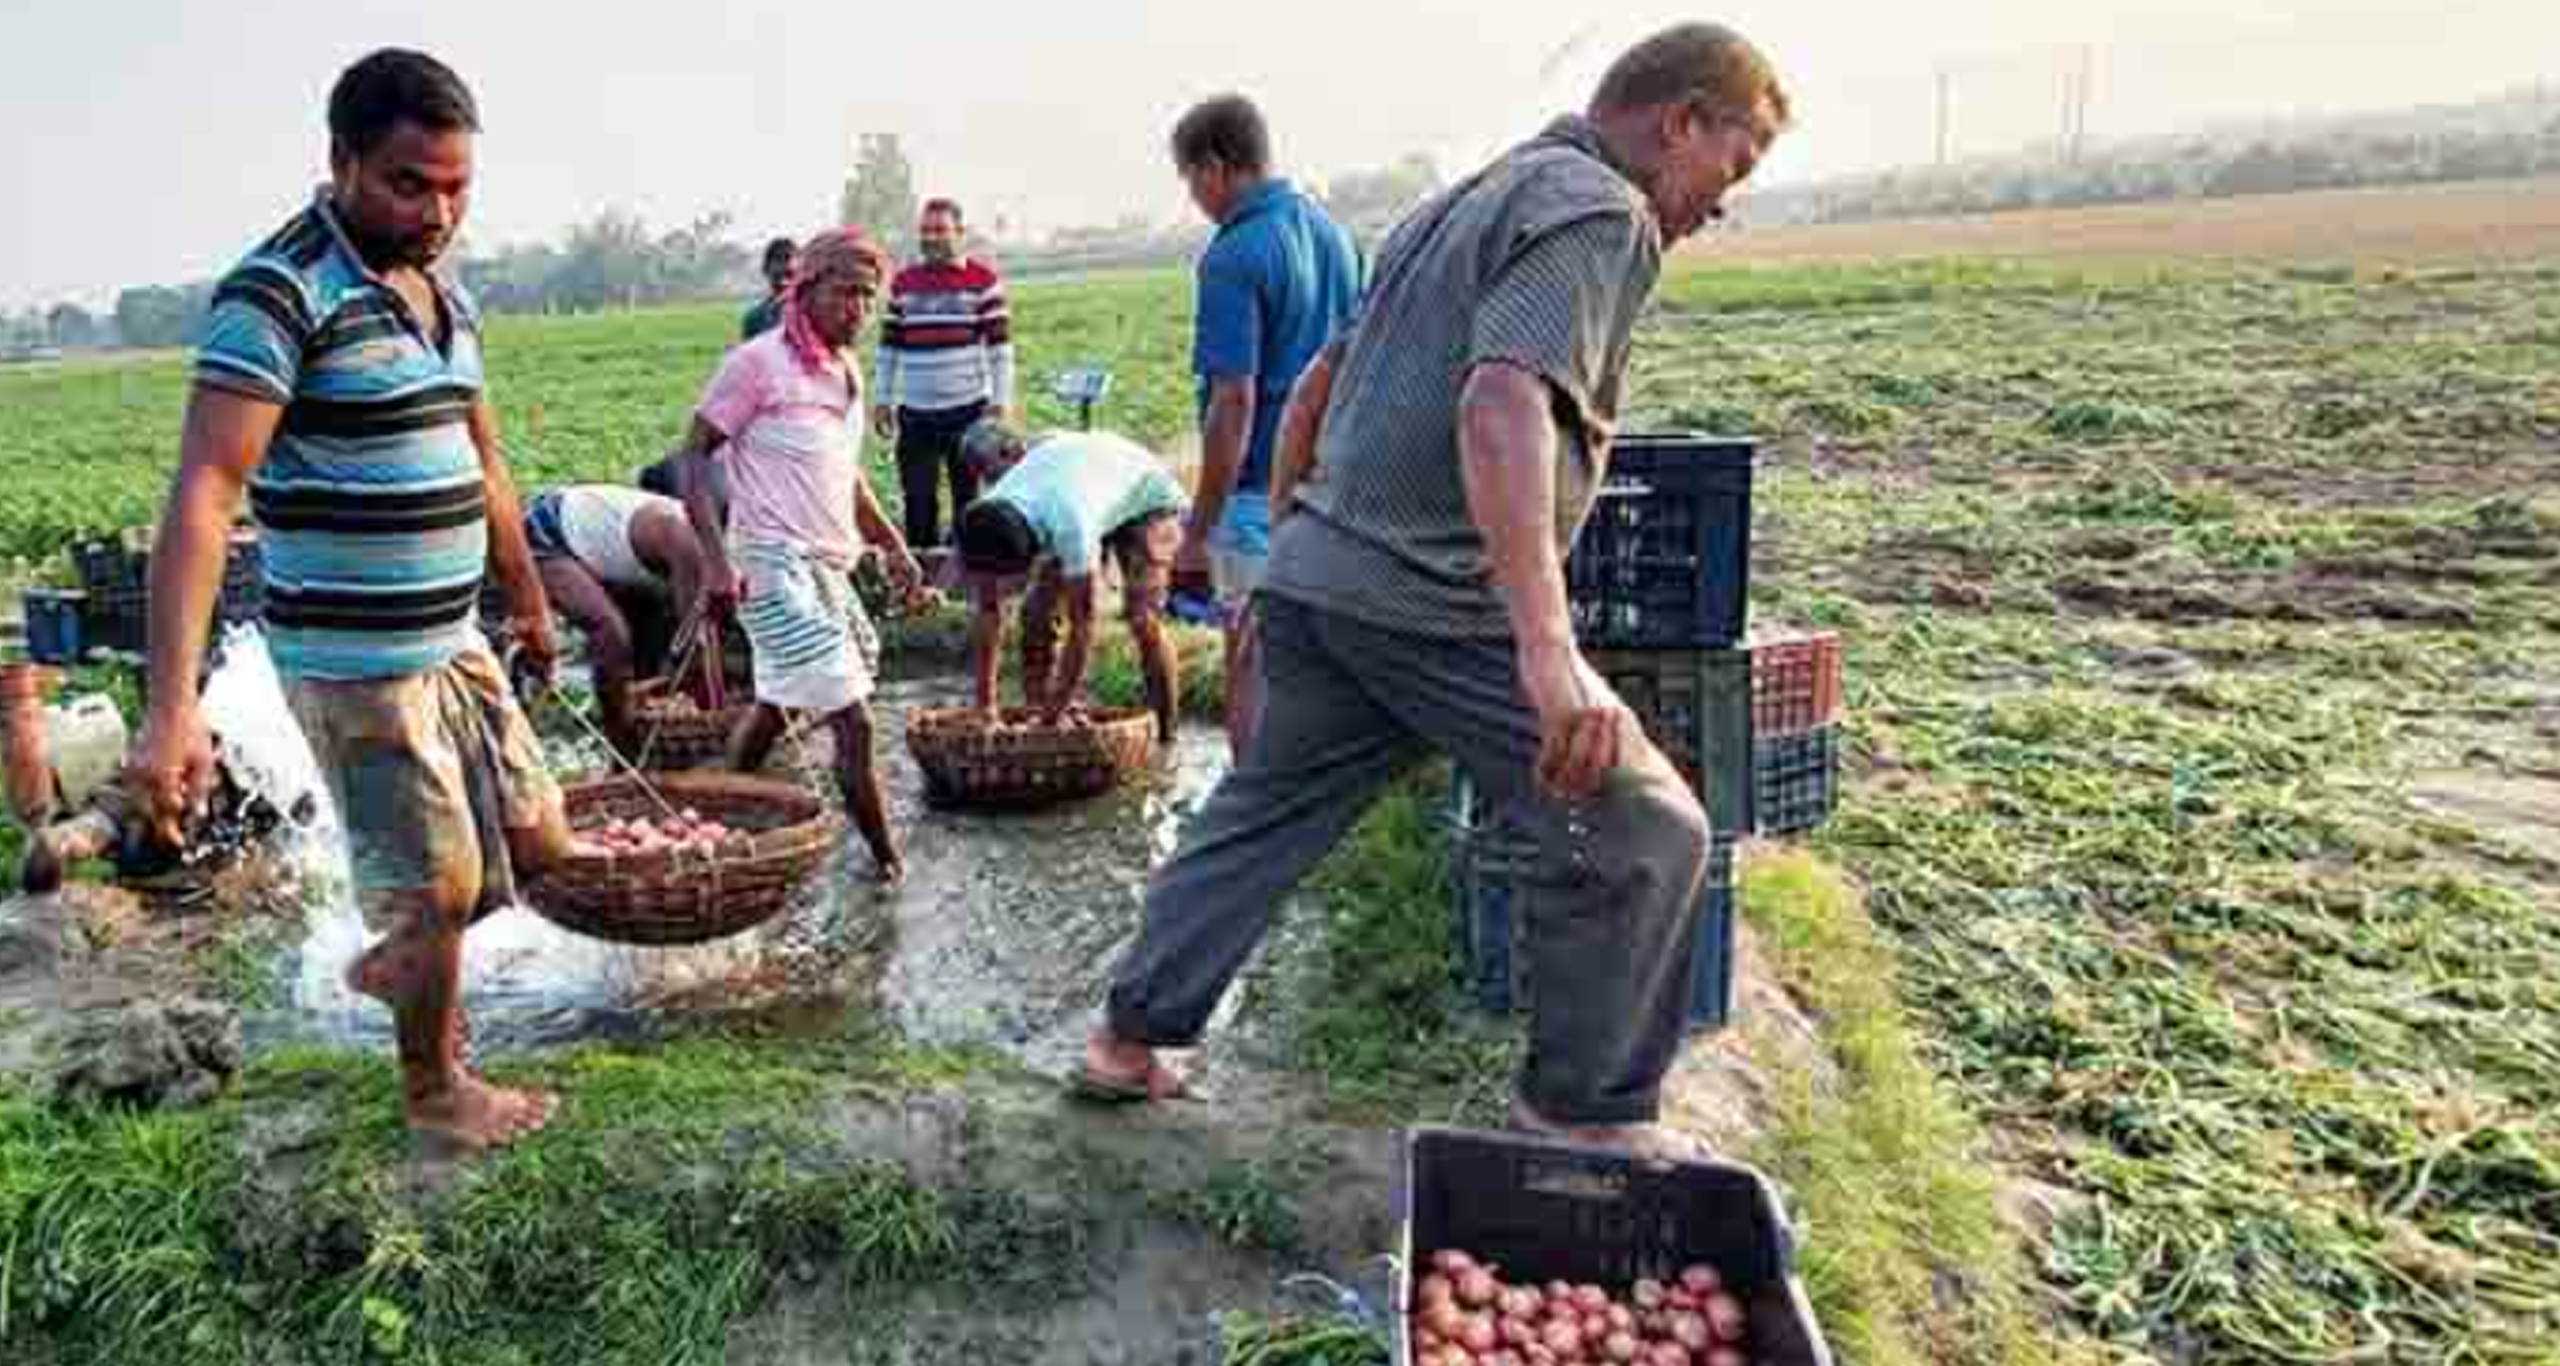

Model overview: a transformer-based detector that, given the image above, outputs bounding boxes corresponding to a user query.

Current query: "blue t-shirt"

[1192,179,1363,554]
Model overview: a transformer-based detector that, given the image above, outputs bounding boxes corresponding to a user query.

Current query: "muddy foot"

[410,1075,558,1153]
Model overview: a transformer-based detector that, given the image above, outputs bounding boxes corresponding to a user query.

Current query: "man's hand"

[510,612,560,694]
[1041,698,1090,730]
[126,706,217,852]
[885,548,930,601]
[701,563,745,621]
[1519,641,1638,801]
[870,405,898,439]
[1173,523,1214,582]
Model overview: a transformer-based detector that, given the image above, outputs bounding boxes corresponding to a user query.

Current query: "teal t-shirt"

[985,432,1187,577]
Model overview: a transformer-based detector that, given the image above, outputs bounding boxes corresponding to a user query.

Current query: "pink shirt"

[695,330,866,565]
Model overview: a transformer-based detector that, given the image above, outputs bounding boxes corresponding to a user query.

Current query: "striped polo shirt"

[1261,116,1663,639]
[872,257,1015,416]
[194,194,490,681]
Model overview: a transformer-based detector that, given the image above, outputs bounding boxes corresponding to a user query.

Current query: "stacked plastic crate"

[1449,435,1760,1031]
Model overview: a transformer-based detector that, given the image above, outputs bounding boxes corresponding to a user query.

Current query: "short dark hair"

[762,237,798,269]
[921,198,964,226]
[957,500,1040,576]
[328,49,480,160]
[1591,23,1791,131]
[1170,94,1270,174]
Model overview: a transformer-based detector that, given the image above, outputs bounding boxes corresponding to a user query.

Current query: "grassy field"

[1708,176,2560,269]
[0,271,1202,570]
[4,252,2558,1364]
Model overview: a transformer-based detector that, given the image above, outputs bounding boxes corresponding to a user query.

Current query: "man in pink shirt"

[673,228,926,882]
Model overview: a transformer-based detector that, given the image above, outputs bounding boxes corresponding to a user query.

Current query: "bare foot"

[1509,1098,1713,1165]
[875,856,905,887]
[410,1074,558,1153]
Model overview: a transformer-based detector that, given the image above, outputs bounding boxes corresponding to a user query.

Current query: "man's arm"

[968,574,1009,714]
[469,401,556,682]
[1184,248,1264,568]
[1268,341,1341,524]
[982,275,1018,418]
[1459,363,1624,799]
[851,462,925,598]
[1187,377,1255,553]
[130,387,282,843]
[1045,575,1102,721]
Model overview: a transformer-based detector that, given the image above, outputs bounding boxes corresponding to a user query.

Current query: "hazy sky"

[5,0,2555,309]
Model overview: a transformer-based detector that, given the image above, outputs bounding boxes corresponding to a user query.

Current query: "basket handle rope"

[542,680,685,823]
[631,601,737,773]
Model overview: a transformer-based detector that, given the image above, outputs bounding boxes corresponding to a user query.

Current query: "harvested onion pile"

[572,808,734,855]
[1410,1249,1749,1366]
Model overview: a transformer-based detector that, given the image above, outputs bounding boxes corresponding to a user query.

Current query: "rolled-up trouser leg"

[1106,597,1425,1046]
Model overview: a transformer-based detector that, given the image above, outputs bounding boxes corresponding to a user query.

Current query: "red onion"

[1704,1292,1746,1344]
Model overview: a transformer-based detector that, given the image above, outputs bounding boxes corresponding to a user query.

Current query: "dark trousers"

[896,402,988,548]
[1105,596,1712,1125]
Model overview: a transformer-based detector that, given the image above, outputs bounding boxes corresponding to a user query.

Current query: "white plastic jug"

[44,695,128,809]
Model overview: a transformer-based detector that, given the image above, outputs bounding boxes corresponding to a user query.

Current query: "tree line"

[1751,81,2560,227]
[9,136,1447,356]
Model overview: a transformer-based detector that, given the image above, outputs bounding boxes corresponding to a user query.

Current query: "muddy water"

[1,626,1325,1096]
[235,668,1314,1092]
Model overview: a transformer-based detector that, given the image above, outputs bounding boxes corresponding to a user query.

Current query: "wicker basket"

[524,771,842,945]
[628,680,753,770]
[906,705,1157,808]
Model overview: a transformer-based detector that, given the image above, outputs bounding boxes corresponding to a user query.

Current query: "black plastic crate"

[1395,1127,1833,1366]
[1567,434,1754,650]
[70,534,148,597]
[1754,724,1841,837]
[1448,806,1739,1031]
[82,586,149,654]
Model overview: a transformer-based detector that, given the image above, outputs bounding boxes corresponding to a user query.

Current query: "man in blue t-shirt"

[1171,94,1363,755]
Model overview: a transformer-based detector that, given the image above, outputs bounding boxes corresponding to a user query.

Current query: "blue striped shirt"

[194,194,489,681]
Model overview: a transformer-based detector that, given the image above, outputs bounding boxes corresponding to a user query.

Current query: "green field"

[4,259,2558,1364]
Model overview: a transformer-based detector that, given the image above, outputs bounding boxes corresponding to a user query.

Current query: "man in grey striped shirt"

[1083,23,1788,1157]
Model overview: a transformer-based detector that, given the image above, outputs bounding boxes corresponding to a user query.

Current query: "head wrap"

[780,227,893,375]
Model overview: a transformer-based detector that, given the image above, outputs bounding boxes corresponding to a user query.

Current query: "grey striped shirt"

[1262,115,1663,639]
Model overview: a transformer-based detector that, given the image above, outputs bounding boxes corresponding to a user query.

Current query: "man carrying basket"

[673,228,930,885]
[126,50,572,1150]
